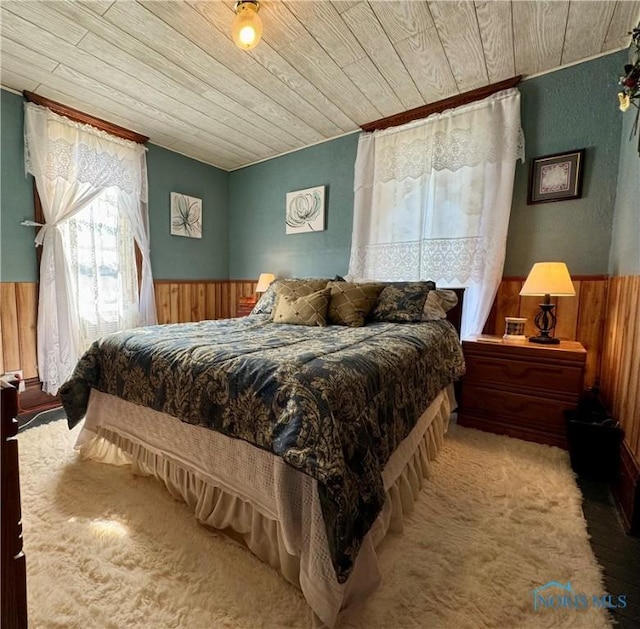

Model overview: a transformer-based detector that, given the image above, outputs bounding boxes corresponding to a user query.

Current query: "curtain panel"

[349,88,524,338]
[24,102,156,395]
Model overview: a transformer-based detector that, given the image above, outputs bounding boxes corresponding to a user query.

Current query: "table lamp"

[255,272,275,294]
[519,262,575,344]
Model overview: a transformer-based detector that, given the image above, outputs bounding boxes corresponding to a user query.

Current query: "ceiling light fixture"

[232,0,263,51]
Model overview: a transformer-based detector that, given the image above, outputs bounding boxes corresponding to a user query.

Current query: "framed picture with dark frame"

[527,149,585,204]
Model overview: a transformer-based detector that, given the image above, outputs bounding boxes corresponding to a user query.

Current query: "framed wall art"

[171,192,202,238]
[285,185,325,234]
[528,149,585,204]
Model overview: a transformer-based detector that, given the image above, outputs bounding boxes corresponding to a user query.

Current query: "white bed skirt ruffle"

[75,386,454,628]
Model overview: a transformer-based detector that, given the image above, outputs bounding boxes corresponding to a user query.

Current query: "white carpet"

[18,419,610,629]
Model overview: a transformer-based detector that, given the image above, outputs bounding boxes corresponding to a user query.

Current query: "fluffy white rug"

[18,420,610,629]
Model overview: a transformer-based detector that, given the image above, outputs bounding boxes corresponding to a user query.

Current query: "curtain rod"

[23,91,149,145]
[361,76,522,133]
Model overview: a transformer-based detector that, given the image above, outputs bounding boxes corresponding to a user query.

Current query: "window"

[58,188,140,350]
[24,94,154,394]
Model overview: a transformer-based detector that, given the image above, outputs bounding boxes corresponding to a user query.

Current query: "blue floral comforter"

[60,315,465,583]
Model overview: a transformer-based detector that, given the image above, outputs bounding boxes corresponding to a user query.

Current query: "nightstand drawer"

[459,336,586,448]
[464,355,584,396]
[236,297,256,317]
[462,384,573,434]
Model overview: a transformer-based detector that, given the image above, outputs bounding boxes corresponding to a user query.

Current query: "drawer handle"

[489,363,562,378]
[475,360,535,378]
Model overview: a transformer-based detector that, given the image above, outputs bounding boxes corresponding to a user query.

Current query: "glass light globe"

[232,2,262,51]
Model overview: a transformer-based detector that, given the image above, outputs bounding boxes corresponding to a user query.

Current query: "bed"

[60,283,465,628]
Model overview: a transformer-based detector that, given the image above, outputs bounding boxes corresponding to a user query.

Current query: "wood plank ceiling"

[1,1,639,171]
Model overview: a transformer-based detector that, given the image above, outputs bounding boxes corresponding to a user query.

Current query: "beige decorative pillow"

[327,282,385,327]
[276,279,329,301]
[434,289,458,312]
[422,291,448,320]
[422,289,459,321]
[272,288,331,326]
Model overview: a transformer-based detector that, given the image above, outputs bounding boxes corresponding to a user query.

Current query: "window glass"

[60,188,139,350]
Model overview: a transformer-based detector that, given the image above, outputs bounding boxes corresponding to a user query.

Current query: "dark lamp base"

[529,335,560,345]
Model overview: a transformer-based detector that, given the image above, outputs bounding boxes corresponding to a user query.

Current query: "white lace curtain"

[24,102,156,394]
[349,88,524,338]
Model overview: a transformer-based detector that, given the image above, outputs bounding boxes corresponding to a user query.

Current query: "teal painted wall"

[228,133,359,279]
[609,57,640,275]
[230,52,625,280]
[0,88,228,282]
[0,50,630,284]
[1,89,37,282]
[504,51,624,276]
[147,144,228,280]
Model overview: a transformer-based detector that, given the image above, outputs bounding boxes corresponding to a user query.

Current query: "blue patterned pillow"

[251,280,280,315]
[369,281,436,323]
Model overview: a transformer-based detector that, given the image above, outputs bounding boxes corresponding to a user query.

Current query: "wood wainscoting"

[0,280,257,412]
[0,283,38,381]
[0,280,258,377]
[600,275,640,534]
[483,276,608,388]
[1,275,630,414]
[0,283,50,412]
[0,275,612,374]
[0,276,608,382]
[153,280,257,324]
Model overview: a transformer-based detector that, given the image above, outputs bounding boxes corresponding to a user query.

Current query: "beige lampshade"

[255,272,275,293]
[520,262,575,296]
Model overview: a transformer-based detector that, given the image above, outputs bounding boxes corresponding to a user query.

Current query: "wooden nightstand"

[458,335,587,448]
[236,296,256,317]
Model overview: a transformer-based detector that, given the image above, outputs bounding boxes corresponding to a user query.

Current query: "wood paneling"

[604,1,640,50]
[0,280,258,376]
[14,284,37,380]
[601,276,640,463]
[613,440,640,535]
[428,1,489,92]
[2,275,633,437]
[341,1,422,111]
[483,276,608,388]
[561,1,616,65]
[393,26,458,104]
[152,280,257,325]
[0,276,607,379]
[513,1,570,76]
[0,284,21,375]
[475,0,515,83]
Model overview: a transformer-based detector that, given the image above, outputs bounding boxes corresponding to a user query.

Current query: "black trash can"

[565,410,623,482]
